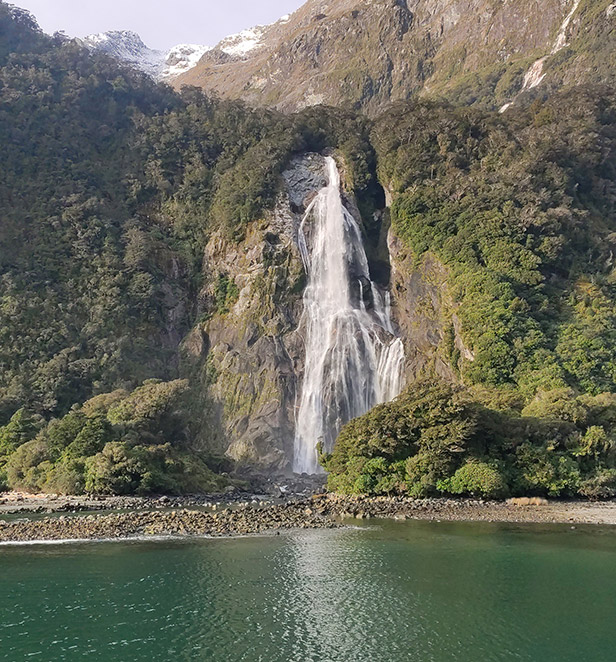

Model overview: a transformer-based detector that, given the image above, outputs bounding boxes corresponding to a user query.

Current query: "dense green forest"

[1,3,616,497]
[327,89,616,499]
[0,3,375,493]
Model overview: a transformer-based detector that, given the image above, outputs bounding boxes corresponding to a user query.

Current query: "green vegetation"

[328,90,616,499]
[0,5,382,493]
[373,90,616,396]
[0,3,380,427]
[321,379,616,499]
[0,378,228,495]
[3,4,616,498]
[213,274,239,316]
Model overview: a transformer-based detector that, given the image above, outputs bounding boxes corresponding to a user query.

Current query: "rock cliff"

[175,0,615,115]
[184,151,469,471]
[184,155,329,471]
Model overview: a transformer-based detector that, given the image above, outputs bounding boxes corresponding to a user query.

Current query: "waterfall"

[293,156,405,474]
[499,0,581,112]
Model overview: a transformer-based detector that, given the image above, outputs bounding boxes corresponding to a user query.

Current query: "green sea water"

[1,519,615,661]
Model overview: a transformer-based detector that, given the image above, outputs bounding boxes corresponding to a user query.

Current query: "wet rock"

[0,501,340,543]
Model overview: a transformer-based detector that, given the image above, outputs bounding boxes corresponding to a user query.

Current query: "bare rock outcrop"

[175,0,607,115]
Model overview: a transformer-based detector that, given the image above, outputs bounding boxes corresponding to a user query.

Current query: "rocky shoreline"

[2,493,616,543]
[0,490,255,516]
[314,494,616,527]
[0,474,327,515]
[0,501,337,543]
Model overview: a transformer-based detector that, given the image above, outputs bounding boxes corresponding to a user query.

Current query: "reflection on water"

[1,521,616,661]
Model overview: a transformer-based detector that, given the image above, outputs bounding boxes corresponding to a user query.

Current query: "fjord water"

[294,156,405,473]
[2,521,616,661]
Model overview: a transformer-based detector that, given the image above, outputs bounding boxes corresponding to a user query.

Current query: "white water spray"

[293,157,405,474]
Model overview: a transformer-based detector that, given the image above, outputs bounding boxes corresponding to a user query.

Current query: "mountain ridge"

[73,12,294,81]
[65,1,616,115]
[173,0,616,115]
[78,30,210,80]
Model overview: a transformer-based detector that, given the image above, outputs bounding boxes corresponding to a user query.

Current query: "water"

[2,520,616,661]
[500,0,581,111]
[293,157,405,473]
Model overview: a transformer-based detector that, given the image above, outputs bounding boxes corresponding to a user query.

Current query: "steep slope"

[0,2,382,480]
[3,1,616,496]
[175,0,616,115]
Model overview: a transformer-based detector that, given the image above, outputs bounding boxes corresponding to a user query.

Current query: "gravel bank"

[0,491,249,515]
[315,494,616,526]
[0,501,338,543]
[2,493,616,543]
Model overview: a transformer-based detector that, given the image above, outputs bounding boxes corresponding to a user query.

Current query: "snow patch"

[79,9,296,78]
[81,30,166,78]
[217,25,268,57]
[215,13,294,59]
[80,30,210,80]
[162,44,211,78]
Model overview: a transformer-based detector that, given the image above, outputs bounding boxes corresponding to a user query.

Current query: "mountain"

[79,30,210,80]
[175,0,616,115]
[2,1,616,499]
[77,14,293,82]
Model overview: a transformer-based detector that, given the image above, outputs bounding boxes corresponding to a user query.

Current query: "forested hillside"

[0,3,375,492]
[1,2,616,498]
[326,88,616,499]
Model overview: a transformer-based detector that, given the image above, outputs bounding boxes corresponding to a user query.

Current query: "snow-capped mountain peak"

[81,30,165,78]
[215,13,291,58]
[216,25,268,58]
[79,30,210,81]
[162,43,211,78]
[79,12,294,80]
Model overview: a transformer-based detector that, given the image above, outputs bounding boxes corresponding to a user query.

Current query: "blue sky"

[13,1,306,50]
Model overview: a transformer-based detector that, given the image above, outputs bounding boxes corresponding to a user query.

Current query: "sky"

[12,0,306,50]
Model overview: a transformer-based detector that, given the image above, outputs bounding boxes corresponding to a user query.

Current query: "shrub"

[42,458,87,495]
[514,443,581,497]
[4,439,51,492]
[107,379,189,430]
[323,379,476,495]
[62,416,112,460]
[323,379,616,499]
[84,442,225,495]
[355,458,406,495]
[84,442,156,495]
[437,460,509,499]
[0,409,40,462]
[579,469,616,500]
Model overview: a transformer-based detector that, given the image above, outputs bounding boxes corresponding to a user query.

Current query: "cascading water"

[293,156,405,474]
[499,0,581,113]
